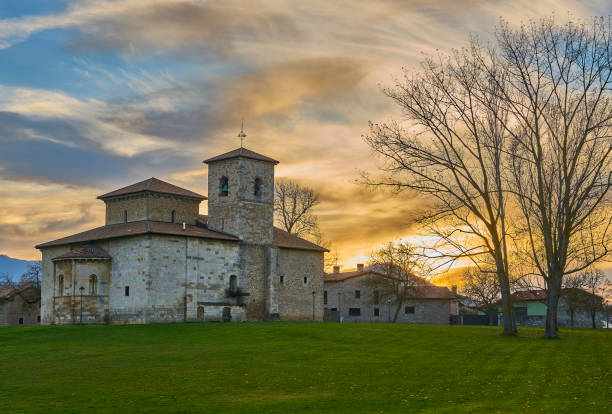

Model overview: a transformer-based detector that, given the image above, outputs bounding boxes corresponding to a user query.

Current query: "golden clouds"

[215,57,370,123]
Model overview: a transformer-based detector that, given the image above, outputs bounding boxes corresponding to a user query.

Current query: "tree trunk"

[545,275,562,338]
[570,309,574,329]
[498,273,515,335]
[392,301,403,323]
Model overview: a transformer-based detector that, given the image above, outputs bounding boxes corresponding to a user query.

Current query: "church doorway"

[222,307,232,322]
[197,306,205,321]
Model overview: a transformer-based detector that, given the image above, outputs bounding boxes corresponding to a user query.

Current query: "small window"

[253,178,262,197]
[171,210,176,223]
[125,286,130,297]
[229,275,238,295]
[373,290,379,305]
[37,315,40,323]
[324,291,328,305]
[219,176,229,197]
[349,308,361,316]
[19,318,24,325]
[89,274,98,295]
[374,308,379,317]
[280,275,284,284]
[124,210,128,223]
[330,308,337,312]
[405,306,415,314]
[58,275,64,297]
[303,276,308,286]
[355,290,360,299]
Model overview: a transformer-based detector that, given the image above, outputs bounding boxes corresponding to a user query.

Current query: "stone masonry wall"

[279,249,324,321]
[105,193,201,225]
[324,275,452,324]
[0,289,40,326]
[40,245,69,324]
[207,157,274,244]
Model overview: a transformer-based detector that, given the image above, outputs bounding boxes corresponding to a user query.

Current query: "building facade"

[37,147,327,325]
[323,265,458,324]
[0,284,40,326]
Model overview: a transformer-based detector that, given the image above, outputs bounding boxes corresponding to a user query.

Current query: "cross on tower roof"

[237,119,247,147]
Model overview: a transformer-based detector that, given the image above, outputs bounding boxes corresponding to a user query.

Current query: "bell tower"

[204,146,278,244]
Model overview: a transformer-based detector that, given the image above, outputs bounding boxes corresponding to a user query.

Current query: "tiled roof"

[0,284,38,300]
[203,147,279,164]
[511,290,548,301]
[52,245,112,261]
[197,215,328,252]
[272,227,328,252]
[324,269,383,282]
[97,177,206,200]
[324,268,455,299]
[36,220,239,249]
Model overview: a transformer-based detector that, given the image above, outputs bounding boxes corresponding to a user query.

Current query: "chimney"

[333,266,340,274]
[357,263,364,272]
[451,285,457,295]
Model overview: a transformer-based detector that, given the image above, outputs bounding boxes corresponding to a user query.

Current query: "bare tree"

[365,40,517,334]
[0,272,14,286]
[274,179,321,238]
[366,241,426,323]
[21,262,41,288]
[492,17,612,338]
[460,267,500,325]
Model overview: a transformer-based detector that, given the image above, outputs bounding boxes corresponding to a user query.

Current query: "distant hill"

[0,254,39,282]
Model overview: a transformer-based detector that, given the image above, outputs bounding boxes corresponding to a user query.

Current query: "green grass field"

[1,323,610,413]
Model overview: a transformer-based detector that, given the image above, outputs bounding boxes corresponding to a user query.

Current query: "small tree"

[366,241,426,322]
[563,269,606,328]
[460,267,500,325]
[274,179,320,238]
[0,272,14,286]
[21,262,41,288]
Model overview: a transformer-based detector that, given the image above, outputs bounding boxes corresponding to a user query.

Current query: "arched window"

[219,176,229,197]
[89,274,98,295]
[171,210,176,223]
[58,275,64,296]
[229,275,238,296]
[124,210,128,223]
[253,178,262,197]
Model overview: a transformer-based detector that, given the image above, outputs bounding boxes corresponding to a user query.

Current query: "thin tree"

[365,41,517,334]
[460,267,500,325]
[274,179,321,238]
[366,241,426,323]
[22,262,41,288]
[492,17,612,338]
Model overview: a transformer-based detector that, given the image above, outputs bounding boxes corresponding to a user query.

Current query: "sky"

[0,0,610,272]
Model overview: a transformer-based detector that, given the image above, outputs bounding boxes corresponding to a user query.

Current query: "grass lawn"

[0,323,610,413]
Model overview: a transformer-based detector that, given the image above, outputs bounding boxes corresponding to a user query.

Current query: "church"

[36,146,328,324]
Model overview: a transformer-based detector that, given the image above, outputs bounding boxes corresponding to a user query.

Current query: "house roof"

[324,268,456,299]
[197,215,328,252]
[97,177,206,200]
[0,284,38,300]
[36,220,239,249]
[52,245,112,261]
[511,290,548,301]
[203,147,279,165]
[324,269,383,282]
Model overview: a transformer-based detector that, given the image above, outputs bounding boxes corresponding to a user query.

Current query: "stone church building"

[37,147,327,324]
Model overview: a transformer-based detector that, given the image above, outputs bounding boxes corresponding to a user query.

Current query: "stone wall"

[0,287,40,326]
[105,193,201,225]
[324,275,452,324]
[279,249,324,321]
[41,245,69,324]
[207,157,274,244]
[51,259,111,324]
